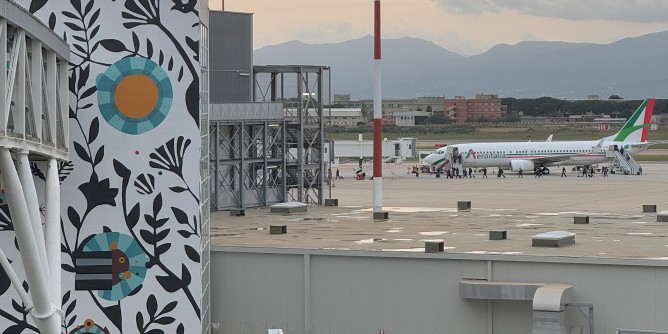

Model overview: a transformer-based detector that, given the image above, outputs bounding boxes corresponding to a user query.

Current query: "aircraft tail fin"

[605,98,655,143]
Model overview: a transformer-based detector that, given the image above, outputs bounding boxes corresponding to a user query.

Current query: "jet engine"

[509,160,535,172]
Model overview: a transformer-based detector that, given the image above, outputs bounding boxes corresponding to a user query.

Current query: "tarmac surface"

[211,162,668,260]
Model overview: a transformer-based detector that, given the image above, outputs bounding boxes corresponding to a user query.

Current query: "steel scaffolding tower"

[253,65,328,205]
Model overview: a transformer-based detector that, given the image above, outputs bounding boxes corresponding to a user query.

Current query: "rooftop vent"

[532,231,575,247]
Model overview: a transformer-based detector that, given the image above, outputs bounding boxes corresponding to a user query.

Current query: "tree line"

[502,97,668,118]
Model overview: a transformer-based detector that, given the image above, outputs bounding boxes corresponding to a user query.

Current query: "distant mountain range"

[253,31,668,100]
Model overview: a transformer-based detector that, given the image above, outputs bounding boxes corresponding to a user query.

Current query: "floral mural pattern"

[0,1,203,333]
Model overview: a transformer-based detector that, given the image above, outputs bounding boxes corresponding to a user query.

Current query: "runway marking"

[419,231,449,236]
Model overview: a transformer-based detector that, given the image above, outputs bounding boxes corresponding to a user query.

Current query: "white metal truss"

[0,8,70,334]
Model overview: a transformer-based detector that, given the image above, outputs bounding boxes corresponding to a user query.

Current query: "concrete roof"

[212,161,668,261]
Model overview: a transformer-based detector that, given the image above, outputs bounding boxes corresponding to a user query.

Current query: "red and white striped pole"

[373,0,383,213]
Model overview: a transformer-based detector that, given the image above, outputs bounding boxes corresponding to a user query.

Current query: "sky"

[211,0,668,56]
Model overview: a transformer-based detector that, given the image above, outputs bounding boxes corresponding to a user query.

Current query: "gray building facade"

[210,11,253,103]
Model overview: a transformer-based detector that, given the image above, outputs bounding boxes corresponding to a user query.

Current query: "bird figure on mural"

[171,0,199,15]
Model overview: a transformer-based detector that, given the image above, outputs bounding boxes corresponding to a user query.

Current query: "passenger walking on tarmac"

[455,168,460,178]
[335,168,343,180]
[561,167,567,177]
[482,167,488,178]
[639,165,643,175]
[518,168,523,178]
[463,169,468,178]
[497,168,505,178]
[581,167,587,177]
[469,167,475,178]
[534,168,542,178]
[603,166,608,177]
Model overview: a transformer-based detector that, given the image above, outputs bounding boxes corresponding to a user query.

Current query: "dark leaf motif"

[132,32,140,53]
[63,263,75,273]
[69,69,76,94]
[30,162,46,181]
[29,0,48,13]
[140,229,155,245]
[127,203,141,229]
[59,160,75,183]
[155,275,181,293]
[61,244,69,254]
[155,229,170,242]
[63,22,84,32]
[184,245,200,263]
[177,230,192,238]
[73,35,87,43]
[168,57,174,71]
[80,103,93,109]
[181,264,191,286]
[186,79,200,126]
[177,66,184,82]
[153,193,163,217]
[90,25,100,39]
[71,0,82,13]
[113,159,131,179]
[22,281,28,292]
[62,11,79,20]
[67,206,81,229]
[79,65,90,91]
[100,39,127,53]
[159,50,164,65]
[103,226,112,233]
[88,117,99,143]
[161,301,178,315]
[48,12,57,30]
[146,39,153,59]
[11,299,23,313]
[89,8,101,26]
[62,290,71,305]
[185,36,198,54]
[156,243,171,256]
[136,312,144,332]
[67,315,77,327]
[69,106,76,119]
[93,147,105,166]
[73,142,90,163]
[144,214,156,229]
[147,294,158,318]
[90,41,100,53]
[102,303,122,332]
[3,324,23,334]
[80,86,97,99]
[169,186,187,193]
[154,317,175,325]
[177,323,184,334]
[84,0,94,16]
[66,299,77,316]
[73,43,86,55]
[171,207,189,225]
[155,218,169,228]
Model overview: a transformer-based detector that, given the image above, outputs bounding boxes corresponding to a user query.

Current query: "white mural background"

[0,0,203,333]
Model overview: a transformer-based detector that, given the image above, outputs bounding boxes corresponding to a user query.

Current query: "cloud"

[433,0,668,22]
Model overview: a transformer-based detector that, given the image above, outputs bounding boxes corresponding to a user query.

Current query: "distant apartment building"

[333,94,445,123]
[444,94,507,123]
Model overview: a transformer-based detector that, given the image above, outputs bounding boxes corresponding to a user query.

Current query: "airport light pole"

[372,0,386,218]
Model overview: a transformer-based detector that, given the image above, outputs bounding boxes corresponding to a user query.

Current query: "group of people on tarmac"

[437,167,478,179]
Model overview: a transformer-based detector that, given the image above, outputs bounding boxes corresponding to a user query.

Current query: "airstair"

[446,146,464,175]
[606,146,640,174]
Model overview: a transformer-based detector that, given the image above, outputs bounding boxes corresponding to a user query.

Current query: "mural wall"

[1,1,203,333]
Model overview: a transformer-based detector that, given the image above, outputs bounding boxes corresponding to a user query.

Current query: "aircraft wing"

[524,154,578,165]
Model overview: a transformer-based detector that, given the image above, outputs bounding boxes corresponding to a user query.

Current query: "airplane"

[423,98,655,174]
